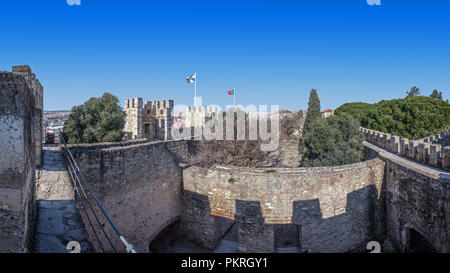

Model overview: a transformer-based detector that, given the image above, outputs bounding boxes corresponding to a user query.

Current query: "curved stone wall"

[180,159,386,253]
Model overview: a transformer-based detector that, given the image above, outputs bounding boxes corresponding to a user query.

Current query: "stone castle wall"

[66,136,449,253]
[67,139,189,252]
[181,160,386,252]
[69,138,387,253]
[0,71,38,253]
[362,128,450,171]
[363,142,449,252]
[11,66,44,168]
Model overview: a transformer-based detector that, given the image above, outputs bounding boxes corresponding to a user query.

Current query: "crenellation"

[391,136,400,153]
[444,147,450,171]
[362,127,449,171]
[429,145,441,167]
[123,98,174,141]
[400,138,409,156]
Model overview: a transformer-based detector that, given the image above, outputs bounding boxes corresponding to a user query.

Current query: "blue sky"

[0,0,449,111]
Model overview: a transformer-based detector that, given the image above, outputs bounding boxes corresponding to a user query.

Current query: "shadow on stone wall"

[170,183,388,253]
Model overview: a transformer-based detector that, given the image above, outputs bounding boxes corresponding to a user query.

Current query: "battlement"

[123,97,174,141]
[124,98,143,109]
[153,100,174,111]
[361,128,450,171]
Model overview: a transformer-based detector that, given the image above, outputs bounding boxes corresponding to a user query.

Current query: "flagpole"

[234,88,236,107]
[194,72,197,107]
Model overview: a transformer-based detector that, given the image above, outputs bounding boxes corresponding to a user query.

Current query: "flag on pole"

[227,89,235,95]
[186,73,196,83]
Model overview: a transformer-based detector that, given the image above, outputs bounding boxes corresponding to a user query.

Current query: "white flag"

[186,73,196,83]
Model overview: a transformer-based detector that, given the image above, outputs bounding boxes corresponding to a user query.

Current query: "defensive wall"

[67,139,189,252]
[0,69,39,253]
[65,129,450,253]
[11,66,44,168]
[361,128,450,171]
[68,139,387,253]
[180,160,386,253]
[363,142,449,252]
[362,128,449,252]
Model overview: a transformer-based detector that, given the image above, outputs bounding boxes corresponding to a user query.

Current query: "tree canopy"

[430,90,443,100]
[63,93,126,144]
[406,86,421,97]
[335,102,374,122]
[335,96,450,139]
[302,112,365,167]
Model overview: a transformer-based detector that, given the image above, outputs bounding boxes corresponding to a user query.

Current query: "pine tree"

[406,86,421,97]
[304,89,321,131]
[430,90,443,100]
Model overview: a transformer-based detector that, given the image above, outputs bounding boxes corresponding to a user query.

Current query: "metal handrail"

[58,130,137,253]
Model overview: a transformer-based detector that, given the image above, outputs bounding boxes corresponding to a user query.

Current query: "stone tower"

[123,98,174,141]
[11,65,44,167]
[124,98,143,140]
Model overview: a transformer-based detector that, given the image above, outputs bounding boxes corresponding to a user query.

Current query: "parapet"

[124,98,143,109]
[153,99,174,111]
[361,127,450,170]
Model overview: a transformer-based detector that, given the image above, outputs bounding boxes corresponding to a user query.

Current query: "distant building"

[123,98,174,141]
[321,109,334,118]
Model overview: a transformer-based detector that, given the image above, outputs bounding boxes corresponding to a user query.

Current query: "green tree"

[337,96,450,139]
[406,86,421,97]
[430,89,443,100]
[335,102,374,125]
[302,112,364,167]
[304,89,321,131]
[63,93,126,144]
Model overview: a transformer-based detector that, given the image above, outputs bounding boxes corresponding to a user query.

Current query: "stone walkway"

[33,145,94,253]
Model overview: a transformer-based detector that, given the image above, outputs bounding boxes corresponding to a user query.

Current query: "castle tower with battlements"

[124,98,174,141]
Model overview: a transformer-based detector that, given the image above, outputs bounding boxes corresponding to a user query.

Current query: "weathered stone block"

[443,147,450,171]
[429,145,441,167]
[0,70,38,253]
